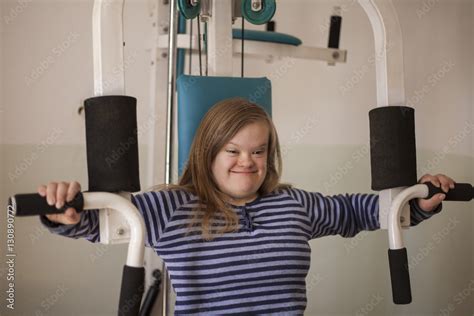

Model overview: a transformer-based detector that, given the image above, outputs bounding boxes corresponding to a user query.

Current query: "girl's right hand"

[37,181,82,225]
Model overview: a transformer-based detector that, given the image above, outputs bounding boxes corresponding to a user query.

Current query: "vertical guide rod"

[163,0,179,315]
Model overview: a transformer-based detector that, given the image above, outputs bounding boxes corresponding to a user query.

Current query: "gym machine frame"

[7,1,474,316]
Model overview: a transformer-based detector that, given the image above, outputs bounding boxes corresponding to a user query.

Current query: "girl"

[39,98,455,315]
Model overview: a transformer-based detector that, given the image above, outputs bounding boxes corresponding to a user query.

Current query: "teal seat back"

[176,75,272,175]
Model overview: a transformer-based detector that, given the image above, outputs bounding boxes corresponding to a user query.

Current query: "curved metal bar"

[92,0,126,96]
[359,0,410,231]
[388,184,429,249]
[358,0,406,107]
[83,192,146,267]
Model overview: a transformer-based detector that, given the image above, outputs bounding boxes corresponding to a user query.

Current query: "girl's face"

[211,121,269,206]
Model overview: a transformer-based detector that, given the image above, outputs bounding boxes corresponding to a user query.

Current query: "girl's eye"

[225,149,238,154]
[253,149,266,155]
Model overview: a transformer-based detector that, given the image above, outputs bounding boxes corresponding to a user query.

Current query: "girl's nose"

[238,153,254,167]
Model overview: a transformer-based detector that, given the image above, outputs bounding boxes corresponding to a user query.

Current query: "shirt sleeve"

[285,188,442,239]
[40,189,185,246]
[131,190,182,248]
[40,210,100,243]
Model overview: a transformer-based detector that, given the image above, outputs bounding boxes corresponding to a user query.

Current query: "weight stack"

[84,95,140,192]
[369,106,417,191]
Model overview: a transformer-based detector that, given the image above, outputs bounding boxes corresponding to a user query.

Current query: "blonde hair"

[158,98,289,240]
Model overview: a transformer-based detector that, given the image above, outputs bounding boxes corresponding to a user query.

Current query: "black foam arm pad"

[369,106,418,190]
[118,265,145,316]
[388,248,412,304]
[328,15,342,49]
[84,95,140,193]
[9,193,84,217]
[424,182,473,201]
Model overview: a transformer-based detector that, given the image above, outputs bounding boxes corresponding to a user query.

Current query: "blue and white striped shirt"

[41,187,440,315]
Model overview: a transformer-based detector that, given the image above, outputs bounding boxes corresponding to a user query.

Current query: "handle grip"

[328,14,342,49]
[119,265,145,316]
[424,182,473,201]
[388,248,412,304]
[9,193,84,217]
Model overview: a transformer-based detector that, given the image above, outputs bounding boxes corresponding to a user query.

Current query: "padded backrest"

[176,75,272,175]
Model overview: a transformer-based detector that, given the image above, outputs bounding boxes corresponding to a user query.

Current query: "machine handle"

[139,270,162,316]
[119,265,145,316]
[388,248,412,304]
[328,12,342,49]
[424,182,473,201]
[9,193,84,217]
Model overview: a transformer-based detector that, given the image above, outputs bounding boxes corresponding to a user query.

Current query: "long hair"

[160,98,289,240]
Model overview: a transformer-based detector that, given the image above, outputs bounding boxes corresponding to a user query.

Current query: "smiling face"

[211,121,269,206]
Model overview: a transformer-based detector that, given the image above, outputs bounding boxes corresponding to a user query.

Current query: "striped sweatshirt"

[41,187,441,315]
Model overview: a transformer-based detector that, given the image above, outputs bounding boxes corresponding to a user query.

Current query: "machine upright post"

[207,0,234,76]
[92,0,126,96]
[163,0,179,315]
[358,0,409,230]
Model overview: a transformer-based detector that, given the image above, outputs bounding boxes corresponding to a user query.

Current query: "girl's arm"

[40,185,189,247]
[286,188,441,239]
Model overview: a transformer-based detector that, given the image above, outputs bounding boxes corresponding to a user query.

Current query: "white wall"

[0,0,155,315]
[0,0,472,315]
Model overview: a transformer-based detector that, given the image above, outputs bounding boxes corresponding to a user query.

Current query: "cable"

[188,18,193,74]
[241,17,245,77]
[197,15,203,76]
[205,20,208,76]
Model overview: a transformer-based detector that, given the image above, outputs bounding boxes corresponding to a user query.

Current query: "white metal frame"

[208,0,234,75]
[388,184,429,250]
[145,0,170,315]
[156,34,347,63]
[83,192,146,267]
[92,0,140,245]
[92,0,126,96]
[358,0,410,230]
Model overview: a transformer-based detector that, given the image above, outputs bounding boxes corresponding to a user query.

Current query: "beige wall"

[0,0,472,315]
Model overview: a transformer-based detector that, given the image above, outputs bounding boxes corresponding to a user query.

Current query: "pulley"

[178,0,201,20]
[241,0,276,25]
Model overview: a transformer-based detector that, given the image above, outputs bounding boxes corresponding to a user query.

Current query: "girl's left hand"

[417,173,456,212]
